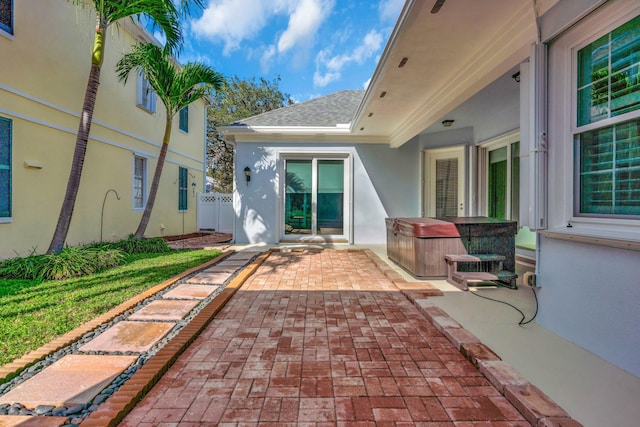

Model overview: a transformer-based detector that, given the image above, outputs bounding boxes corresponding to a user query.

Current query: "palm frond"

[117,42,224,118]
[102,0,182,54]
[176,0,206,18]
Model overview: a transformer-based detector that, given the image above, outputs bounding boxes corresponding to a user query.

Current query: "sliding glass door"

[487,141,519,220]
[283,156,349,241]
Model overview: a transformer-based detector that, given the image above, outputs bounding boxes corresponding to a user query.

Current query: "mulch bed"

[163,232,233,249]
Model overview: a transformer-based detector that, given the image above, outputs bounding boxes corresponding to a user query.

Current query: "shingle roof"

[228,90,364,128]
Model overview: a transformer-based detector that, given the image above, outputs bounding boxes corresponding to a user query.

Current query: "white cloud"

[313,30,383,87]
[191,0,333,58]
[191,0,271,55]
[278,0,333,53]
[378,0,404,22]
[363,77,372,89]
[260,45,276,72]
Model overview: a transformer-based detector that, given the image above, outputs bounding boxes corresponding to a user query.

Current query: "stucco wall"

[0,1,205,258]
[537,236,640,377]
[233,140,420,244]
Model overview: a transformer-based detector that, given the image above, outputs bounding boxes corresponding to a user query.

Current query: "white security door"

[424,147,466,217]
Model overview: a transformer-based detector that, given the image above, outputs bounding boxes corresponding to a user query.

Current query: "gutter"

[350,0,418,132]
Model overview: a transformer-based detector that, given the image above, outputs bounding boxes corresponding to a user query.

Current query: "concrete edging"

[364,249,584,427]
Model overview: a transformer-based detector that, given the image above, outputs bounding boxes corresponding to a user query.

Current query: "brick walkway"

[121,250,531,426]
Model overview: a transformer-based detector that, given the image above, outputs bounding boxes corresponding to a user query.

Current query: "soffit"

[353,0,541,147]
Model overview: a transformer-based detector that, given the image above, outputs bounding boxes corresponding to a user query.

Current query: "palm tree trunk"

[47,18,106,254]
[47,63,102,254]
[134,117,172,238]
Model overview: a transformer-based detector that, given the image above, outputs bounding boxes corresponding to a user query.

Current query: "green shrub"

[0,251,47,280]
[97,235,171,254]
[0,247,125,281]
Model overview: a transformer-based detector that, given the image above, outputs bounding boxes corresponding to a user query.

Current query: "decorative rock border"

[0,250,268,426]
[0,251,234,386]
[78,251,270,427]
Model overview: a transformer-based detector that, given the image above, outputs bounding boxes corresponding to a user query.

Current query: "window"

[479,132,520,221]
[487,141,520,220]
[575,14,640,217]
[178,167,188,211]
[0,0,13,35]
[179,106,188,133]
[283,155,351,241]
[137,72,157,113]
[133,156,146,209]
[435,158,459,217]
[0,117,11,220]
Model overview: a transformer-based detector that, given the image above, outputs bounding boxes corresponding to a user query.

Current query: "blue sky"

[173,0,404,102]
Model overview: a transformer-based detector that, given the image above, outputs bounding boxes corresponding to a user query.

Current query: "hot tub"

[439,217,517,273]
[386,217,466,278]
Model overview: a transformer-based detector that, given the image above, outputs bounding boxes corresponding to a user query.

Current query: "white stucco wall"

[537,236,640,377]
[233,140,420,244]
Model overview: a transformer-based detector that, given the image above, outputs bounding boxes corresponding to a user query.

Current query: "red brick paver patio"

[121,250,532,426]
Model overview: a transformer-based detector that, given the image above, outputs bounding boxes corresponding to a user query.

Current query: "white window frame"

[548,0,640,240]
[277,151,353,243]
[478,130,520,220]
[136,72,157,113]
[132,155,147,210]
[423,146,467,217]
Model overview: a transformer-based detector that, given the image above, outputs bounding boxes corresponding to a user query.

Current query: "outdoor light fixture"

[442,119,454,127]
[244,166,251,185]
[512,72,520,83]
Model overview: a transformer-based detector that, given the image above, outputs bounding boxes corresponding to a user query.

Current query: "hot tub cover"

[391,217,461,238]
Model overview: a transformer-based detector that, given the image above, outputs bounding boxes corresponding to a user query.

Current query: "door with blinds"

[424,147,466,217]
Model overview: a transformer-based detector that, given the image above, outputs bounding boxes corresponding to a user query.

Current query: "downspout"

[530,0,548,278]
[228,135,237,244]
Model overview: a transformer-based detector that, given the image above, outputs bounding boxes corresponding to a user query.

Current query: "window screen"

[575,15,640,217]
[0,117,10,218]
[178,167,188,211]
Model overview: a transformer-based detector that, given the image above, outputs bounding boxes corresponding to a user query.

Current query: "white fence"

[197,192,234,233]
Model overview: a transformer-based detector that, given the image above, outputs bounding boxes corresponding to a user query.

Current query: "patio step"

[444,253,516,291]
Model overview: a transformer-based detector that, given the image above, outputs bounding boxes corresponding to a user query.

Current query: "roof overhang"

[221,125,389,144]
[223,0,559,148]
[351,0,550,147]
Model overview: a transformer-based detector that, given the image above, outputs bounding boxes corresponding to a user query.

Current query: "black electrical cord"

[469,285,538,326]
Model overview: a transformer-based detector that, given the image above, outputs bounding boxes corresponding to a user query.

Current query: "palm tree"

[116,42,224,238]
[47,0,202,254]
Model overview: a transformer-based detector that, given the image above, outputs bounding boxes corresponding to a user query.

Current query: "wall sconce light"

[191,181,196,196]
[442,119,454,127]
[512,72,520,83]
[244,167,251,185]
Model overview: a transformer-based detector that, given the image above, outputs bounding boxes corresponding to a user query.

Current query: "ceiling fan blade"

[431,0,446,14]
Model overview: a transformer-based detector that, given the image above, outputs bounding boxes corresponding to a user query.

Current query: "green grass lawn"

[0,250,221,366]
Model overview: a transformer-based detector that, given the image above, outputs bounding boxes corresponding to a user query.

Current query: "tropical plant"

[116,42,224,238]
[0,247,125,281]
[89,234,172,254]
[47,0,203,254]
[207,76,294,193]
